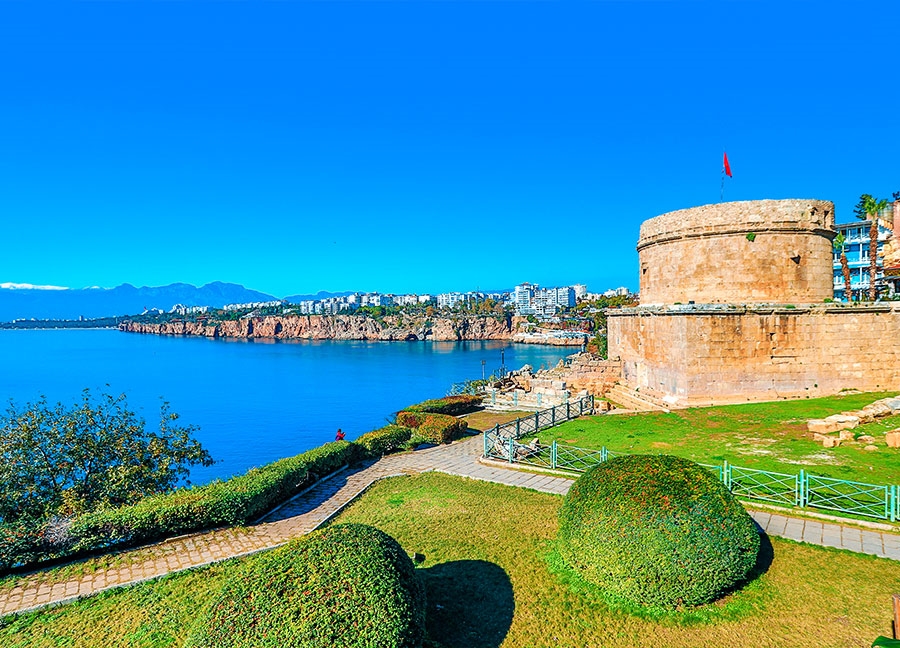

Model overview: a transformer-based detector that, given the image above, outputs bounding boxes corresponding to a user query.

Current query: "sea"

[0,329,572,484]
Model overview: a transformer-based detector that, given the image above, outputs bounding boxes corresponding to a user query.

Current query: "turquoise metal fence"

[804,474,894,520]
[726,464,800,507]
[482,433,900,522]
[483,395,594,446]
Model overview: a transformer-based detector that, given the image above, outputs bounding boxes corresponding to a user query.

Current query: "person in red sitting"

[335,428,345,441]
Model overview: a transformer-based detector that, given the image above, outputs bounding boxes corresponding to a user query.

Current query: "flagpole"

[721,150,731,202]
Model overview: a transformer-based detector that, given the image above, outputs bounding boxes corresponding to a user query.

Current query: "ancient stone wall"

[608,304,900,406]
[556,354,622,396]
[520,352,622,397]
[638,199,835,305]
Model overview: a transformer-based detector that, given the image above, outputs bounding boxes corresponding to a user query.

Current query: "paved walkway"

[1,435,897,617]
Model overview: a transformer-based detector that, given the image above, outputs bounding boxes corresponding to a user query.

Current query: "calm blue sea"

[0,329,571,484]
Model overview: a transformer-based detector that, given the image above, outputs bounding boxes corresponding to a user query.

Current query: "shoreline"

[0,326,118,331]
[119,314,583,345]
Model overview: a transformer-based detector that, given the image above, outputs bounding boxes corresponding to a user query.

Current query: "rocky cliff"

[119,314,522,341]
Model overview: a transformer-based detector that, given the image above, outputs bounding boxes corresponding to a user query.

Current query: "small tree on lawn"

[854,193,890,300]
[0,389,213,522]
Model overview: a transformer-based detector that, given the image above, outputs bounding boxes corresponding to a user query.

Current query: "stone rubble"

[807,395,900,448]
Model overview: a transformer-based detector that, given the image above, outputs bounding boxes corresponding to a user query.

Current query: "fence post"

[893,593,900,639]
[535,411,540,433]
[566,401,570,420]
[892,485,897,523]
[483,432,488,458]
[601,446,608,463]
[551,405,556,426]
[515,418,520,437]
[551,440,557,470]
[723,461,730,489]
[508,437,514,463]
[797,470,805,507]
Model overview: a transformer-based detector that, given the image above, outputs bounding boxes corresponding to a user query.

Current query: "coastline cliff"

[119,314,525,341]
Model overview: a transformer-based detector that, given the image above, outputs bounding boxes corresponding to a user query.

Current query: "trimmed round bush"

[187,523,425,648]
[557,454,760,608]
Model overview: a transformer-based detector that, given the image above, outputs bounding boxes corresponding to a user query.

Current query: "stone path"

[1,435,897,617]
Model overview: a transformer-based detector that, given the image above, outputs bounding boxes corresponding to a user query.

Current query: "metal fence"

[482,433,900,522]
[484,395,594,442]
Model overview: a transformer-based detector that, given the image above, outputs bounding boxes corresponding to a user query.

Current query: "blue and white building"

[832,202,897,300]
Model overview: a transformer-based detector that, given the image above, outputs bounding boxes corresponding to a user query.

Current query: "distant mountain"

[0,282,277,322]
[283,290,357,303]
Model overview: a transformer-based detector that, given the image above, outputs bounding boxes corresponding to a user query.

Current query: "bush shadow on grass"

[742,530,775,587]
[420,559,514,648]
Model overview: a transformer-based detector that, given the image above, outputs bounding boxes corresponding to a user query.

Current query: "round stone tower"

[637,199,836,305]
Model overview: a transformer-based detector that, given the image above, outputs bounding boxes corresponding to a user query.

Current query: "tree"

[854,193,890,300]
[0,389,213,523]
[833,232,852,301]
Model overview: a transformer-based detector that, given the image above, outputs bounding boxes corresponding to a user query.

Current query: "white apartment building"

[437,292,466,309]
[513,283,576,316]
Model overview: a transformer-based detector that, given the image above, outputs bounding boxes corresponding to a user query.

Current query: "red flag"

[723,152,732,178]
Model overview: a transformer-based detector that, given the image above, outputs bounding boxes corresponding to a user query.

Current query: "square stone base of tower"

[607,304,900,408]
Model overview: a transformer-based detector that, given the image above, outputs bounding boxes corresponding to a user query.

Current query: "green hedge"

[0,392,478,574]
[396,412,468,444]
[0,441,358,573]
[557,454,760,608]
[356,425,413,456]
[403,394,483,416]
[186,523,425,648]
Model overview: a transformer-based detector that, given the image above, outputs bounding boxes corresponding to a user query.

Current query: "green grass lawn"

[534,392,900,484]
[2,472,898,648]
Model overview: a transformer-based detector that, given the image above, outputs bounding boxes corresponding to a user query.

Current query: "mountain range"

[0,282,279,322]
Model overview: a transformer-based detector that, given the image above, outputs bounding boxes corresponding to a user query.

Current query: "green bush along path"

[186,524,425,648]
[557,455,760,608]
[541,392,900,483]
[0,429,898,620]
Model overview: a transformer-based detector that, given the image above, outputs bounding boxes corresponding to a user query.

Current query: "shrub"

[0,390,211,522]
[356,425,412,456]
[186,523,425,648]
[557,455,760,608]
[403,394,483,416]
[396,411,468,444]
[0,441,357,573]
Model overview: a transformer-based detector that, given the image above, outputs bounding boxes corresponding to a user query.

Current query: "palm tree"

[854,193,890,300]
[833,232,852,301]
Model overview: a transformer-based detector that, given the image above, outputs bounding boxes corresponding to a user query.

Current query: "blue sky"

[1,1,897,298]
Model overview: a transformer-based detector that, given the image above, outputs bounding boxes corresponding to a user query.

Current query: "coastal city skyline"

[0,277,632,323]
[2,2,898,298]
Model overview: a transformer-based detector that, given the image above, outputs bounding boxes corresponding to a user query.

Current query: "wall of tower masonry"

[607,305,900,407]
[638,199,836,305]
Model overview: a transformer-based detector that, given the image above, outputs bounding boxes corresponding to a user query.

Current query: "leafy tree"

[833,232,852,301]
[0,389,213,522]
[854,193,890,300]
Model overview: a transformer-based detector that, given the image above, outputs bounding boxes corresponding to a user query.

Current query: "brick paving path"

[1,434,897,617]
